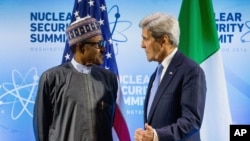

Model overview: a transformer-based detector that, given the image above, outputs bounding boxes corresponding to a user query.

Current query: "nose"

[141,41,145,48]
[100,47,105,53]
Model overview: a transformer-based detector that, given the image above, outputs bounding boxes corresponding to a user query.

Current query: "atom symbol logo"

[0,67,39,120]
[107,5,132,56]
[108,5,132,43]
[241,21,250,43]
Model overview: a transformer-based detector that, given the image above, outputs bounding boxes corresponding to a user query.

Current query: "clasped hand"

[134,123,154,141]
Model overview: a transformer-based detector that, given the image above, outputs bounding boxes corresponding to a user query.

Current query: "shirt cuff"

[153,129,159,141]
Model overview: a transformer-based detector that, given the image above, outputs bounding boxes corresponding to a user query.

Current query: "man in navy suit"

[134,12,207,141]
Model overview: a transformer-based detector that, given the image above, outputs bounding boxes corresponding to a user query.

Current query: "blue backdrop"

[0,0,249,140]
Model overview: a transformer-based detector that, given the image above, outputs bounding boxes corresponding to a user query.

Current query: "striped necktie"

[147,64,163,118]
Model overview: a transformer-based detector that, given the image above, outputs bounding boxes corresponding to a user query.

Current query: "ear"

[76,43,84,52]
[161,35,170,45]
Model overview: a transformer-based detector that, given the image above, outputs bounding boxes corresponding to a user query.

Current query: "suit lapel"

[144,69,157,122]
[147,51,183,122]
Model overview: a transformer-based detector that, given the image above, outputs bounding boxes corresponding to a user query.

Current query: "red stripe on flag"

[114,104,131,141]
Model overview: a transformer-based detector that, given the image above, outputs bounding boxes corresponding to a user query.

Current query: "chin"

[95,60,103,65]
[147,58,153,62]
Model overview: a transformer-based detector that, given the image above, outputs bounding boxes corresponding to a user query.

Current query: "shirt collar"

[158,47,177,80]
[71,58,91,74]
[161,47,178,69]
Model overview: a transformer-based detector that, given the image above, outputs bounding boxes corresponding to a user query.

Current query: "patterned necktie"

[147,64,163,118]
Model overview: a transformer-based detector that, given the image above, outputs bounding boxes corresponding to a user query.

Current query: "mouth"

[99,54,104,60]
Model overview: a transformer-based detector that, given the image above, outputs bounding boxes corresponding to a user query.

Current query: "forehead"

[142,28,152,38]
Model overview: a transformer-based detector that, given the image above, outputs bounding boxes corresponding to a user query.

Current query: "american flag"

[61,0,130,141]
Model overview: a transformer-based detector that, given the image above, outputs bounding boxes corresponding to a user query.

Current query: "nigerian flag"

[178,0,232,141]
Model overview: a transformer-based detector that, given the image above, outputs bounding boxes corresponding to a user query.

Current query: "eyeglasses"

[82,40,106,49]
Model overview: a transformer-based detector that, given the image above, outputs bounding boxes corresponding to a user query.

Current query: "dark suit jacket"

[144,50,206,141]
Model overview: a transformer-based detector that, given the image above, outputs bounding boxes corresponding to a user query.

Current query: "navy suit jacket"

[144,50,206,141]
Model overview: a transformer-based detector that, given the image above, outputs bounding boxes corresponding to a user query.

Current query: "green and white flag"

[178,0,232,140]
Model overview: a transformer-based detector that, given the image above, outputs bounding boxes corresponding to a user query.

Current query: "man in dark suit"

[134,12,207,141]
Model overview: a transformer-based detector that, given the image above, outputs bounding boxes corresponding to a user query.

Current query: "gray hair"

[139,12,180,47]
